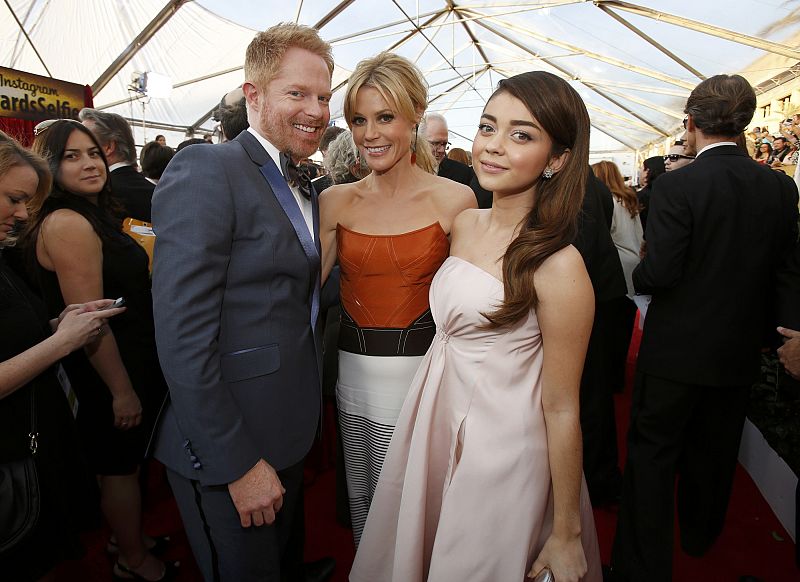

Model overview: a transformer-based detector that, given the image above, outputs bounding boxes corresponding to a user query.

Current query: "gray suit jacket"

[150,131,322,486]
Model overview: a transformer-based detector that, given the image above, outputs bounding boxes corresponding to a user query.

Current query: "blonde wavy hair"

[343,52,436,174]
[0,131,52,248]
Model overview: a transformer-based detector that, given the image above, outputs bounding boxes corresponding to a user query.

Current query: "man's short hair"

[140,141,174,180]
[79,108,137,164]
[319,125,346,154]
[177,138,208,152]
[214,88,248,141]
[244,23,334,90]
[684,74,756,138]
[419,112,447,136]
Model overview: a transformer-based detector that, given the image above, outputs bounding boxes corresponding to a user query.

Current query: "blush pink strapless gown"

[350,256,602,582]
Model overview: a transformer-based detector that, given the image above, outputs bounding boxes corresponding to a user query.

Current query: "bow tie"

[280,152,312,200]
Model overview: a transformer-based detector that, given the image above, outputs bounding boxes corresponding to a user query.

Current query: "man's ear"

[242,82,259,110]
[102,140,116,159]
[548,148,570,175]
[686,114,697,133]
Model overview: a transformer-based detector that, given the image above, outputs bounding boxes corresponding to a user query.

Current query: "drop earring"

[410,124,418,166]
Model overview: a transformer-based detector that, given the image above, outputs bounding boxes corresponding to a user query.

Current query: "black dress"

[0,253,97,581]
[31,195,167,476]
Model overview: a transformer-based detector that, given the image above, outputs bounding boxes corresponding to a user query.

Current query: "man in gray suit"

[151,23,334,581]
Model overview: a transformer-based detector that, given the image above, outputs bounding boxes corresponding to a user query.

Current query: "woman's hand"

[112,390,143,430]
[528,534,587,582]
[52,299,126,353]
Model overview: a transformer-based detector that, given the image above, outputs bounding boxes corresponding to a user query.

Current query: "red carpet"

[55,319,796,581]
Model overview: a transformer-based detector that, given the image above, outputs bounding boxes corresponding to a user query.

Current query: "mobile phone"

[99,297,126,310]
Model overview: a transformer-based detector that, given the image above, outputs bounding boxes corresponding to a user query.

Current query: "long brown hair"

[591,160,639,218]
[484,71,590,328]
[24,120,121,247]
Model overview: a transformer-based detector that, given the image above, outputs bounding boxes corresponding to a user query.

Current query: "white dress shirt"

[247,127,314,240]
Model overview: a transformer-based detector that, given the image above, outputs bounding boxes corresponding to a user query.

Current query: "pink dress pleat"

[350,256,602,582]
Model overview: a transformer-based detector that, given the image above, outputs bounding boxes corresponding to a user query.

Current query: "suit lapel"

[258,155,321,336]
[258,157,319,264]
[235,131,322,338]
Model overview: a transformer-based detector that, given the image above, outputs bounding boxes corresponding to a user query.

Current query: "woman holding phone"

[24,120,175,582]
[0,132,128,582]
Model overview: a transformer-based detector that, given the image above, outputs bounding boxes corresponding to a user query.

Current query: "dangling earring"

[410,124,418,166]
[542,166,554,179]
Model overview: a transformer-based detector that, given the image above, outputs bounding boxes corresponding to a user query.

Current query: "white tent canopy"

[3,0,800,155]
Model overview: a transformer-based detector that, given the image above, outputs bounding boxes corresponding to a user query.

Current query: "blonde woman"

[319,52,475,546]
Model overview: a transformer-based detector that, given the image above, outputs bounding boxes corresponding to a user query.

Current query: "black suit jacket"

[469,170,493,209]
[574,173,627,303]
[110,165,156,223]
[437,157,472,184]
[634,145,799,386]
[776,239,800,330]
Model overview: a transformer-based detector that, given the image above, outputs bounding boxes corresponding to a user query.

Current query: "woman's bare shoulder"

[429,174,477,212]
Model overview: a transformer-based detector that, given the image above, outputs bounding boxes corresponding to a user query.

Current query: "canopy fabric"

[2,0,799,154]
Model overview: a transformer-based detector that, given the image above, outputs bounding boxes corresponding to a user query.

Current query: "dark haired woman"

[351,71,601,581]
[139,141,174,185]
[0,132,126,581]
[753,139,772,163]
[25,120,175,581]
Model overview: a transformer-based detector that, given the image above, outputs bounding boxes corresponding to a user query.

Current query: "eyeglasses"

[682,116,689,129]
[33,118,82,136]
[663,154,695,162]
[428,140,451,151]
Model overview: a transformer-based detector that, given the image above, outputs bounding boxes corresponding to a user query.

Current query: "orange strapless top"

[337,223,449,329]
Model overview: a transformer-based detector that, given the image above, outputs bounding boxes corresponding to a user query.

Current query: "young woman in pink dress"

[350,71,602,581]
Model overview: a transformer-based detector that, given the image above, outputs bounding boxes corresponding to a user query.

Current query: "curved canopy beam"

[3,0,51,77]
[93,0,190,95]
[596,4,706,80]
[468,15,671,136]
[460,6,695,90]
[595,0,800,61]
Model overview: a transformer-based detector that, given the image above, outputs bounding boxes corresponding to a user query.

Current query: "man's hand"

[227,459,286,527]
[777,327,800,380]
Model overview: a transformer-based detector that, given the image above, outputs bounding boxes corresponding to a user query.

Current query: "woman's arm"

[0,300,126,399]
[38,210,141,429]
[319,186,346,285]
[529,245,595,582]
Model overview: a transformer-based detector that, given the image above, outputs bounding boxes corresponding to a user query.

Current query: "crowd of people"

[749,117,800,176]
[1,20,800,582]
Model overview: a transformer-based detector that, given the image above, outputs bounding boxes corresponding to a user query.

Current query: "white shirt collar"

[696,141,737,157]
[246,127,284,177]
[109,161,132,172]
